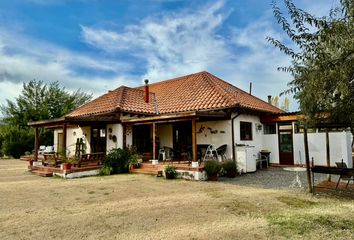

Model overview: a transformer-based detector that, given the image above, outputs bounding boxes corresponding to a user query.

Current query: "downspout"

[231,112,241,162]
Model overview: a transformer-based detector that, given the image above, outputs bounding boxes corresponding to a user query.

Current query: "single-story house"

[29,71,353,171]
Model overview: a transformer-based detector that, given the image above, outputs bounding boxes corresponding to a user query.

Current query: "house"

[29,71,353,175]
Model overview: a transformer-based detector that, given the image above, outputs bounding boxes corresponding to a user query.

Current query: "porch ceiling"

[121,110,228,124]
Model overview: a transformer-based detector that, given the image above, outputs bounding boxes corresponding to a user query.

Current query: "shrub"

[164,165,177,179]
[0,125,34,158]
[101,148,137,175]
[204,160,221,176]
[222,160,237,178]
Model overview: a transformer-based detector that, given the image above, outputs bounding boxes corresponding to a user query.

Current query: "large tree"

[268,0,354,126]
[1,80,92,127]
[0,80,91,158]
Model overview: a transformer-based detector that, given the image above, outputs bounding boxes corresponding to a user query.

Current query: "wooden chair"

[43,153,61,167]
[335,161,354,190]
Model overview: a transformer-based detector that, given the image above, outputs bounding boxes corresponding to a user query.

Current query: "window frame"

[240,121,253,141]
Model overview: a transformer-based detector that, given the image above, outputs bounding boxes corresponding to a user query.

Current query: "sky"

[0,0,338,112]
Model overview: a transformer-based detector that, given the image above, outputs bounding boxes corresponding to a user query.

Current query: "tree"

[267,0,354,126]
[1,80,92,127]
[0,80,92,158]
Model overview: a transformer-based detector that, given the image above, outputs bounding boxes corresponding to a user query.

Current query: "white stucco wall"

[106,123,123,152]
[233,114,263,159]
[294,130,353,167]
[262,130,279,164]
[196,120,232,159]
[54,126,90,156]
[126,125,133,147]
[158,124,173,148]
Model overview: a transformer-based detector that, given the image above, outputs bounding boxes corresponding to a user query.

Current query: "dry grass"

[0,159,353,240]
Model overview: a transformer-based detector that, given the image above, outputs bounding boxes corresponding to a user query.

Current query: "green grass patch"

[277,196,318,209]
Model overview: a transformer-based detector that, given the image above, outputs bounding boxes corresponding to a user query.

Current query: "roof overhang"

[260,112,303,124]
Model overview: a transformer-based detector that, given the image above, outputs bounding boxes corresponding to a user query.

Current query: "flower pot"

[207,174,218,181]
[226,171,236,178]
[28,160,33,166]
[165,172,175,179]
[62,163,72,171]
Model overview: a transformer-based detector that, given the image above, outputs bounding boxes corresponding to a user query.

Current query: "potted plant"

[222,160,237,178]
[61,157,76,171]
[164,165,177,179]
[204,160,221,181]
[128,155,140,170]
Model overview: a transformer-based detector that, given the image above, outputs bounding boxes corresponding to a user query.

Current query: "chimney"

[144,79,149,103]
[249,82,252,95]
[267,95,272,104]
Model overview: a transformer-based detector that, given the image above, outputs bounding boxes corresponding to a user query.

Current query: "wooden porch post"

[123,124,127,148]
[152,123,157,159]
[192,118,197,162]
[62,123,67,158]
[304,124,313,193]
[34,127,39,161]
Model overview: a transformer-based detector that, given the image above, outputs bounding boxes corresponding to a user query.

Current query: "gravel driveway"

[220,167,338,191]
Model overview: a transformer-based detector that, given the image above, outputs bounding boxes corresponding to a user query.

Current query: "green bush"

[221,160,237,178]
[164,165,177,179]
[101,148,137,175]
[204,160,221,176]
[0,125,34,158]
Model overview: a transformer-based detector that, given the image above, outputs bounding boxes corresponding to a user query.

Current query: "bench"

[77,152,105,167]
[43,153,62,167]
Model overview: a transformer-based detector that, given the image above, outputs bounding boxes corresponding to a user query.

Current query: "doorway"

[278,123,294,165]
[91,126,107,153]
[173,121,192,159]
[133,125,152,154]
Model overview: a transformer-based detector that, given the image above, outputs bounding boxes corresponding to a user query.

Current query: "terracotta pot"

[63,163,72,170]
[207,174,218,181]
[29,160,33,166]
[226,171,236,178]
[165,172,175,179]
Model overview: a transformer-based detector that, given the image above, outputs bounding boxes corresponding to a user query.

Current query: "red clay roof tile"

[67,71,283,118]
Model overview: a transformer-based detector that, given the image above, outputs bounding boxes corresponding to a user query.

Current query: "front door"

[173,122,192,158]
[91,126,107,153]
[278,123,294,165]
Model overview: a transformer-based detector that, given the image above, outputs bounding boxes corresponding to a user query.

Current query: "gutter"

[231,112,241,162]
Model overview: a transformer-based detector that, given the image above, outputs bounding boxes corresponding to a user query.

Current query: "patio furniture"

[44,146,54,154]
[257,151,270,169]
[38,145,46,155]
[43,153,61,167]
[335,161,354,190]
[77,152,105,167]
[216,144,227,161]
[203,144,219,161]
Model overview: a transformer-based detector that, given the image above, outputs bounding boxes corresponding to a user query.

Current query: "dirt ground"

[0,159,353,240]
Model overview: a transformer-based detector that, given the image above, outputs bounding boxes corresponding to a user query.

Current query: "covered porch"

[122,110,231,167]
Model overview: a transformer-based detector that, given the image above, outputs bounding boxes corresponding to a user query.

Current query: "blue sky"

[0,0,337,111]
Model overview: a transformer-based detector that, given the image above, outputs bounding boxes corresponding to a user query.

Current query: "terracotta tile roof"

[67,86,156,118]
[67,71,283,118]
[138,71,283,114]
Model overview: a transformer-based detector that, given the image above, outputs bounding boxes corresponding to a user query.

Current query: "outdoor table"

[283,167,307,188]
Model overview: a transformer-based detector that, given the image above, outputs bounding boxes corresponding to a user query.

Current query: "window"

[240,121,252,140]
[263,124,276,134]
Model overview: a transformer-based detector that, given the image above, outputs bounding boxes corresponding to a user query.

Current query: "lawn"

[0,159,353,240]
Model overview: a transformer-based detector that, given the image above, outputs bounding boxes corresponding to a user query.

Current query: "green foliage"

[221,160,237,174]
[0,80,92,157]
[101,148,137,175]
[268,0,354,126]
[0,125,34,158]
[204,160,221,176]
[164,165,177,179]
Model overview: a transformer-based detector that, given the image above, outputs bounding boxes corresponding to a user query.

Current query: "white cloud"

[0,28,136,106]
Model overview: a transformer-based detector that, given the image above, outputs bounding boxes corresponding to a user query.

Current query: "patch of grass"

[268,212,354,237]
[277,196,318,209]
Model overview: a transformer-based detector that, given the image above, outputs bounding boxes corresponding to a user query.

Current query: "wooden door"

[173,122,192,158]
[91,126,107,153]
[278,124,294,165]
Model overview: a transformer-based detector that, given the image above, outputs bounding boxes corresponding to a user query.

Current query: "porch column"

[192,118,197,162]
[152,123,157,159]
[122,124,127,148]
[62,123,67,158]
[34,127,39,161]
